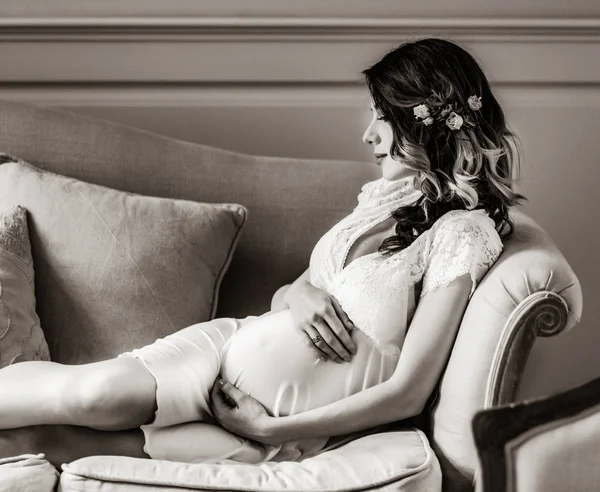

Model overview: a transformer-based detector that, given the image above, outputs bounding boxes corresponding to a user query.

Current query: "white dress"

[121,175,504,464]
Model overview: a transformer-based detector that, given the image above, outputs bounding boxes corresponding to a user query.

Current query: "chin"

[381,162,417,182]
[382,169,410,182]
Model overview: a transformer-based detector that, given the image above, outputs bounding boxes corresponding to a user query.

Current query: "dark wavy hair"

[362,37,527,254]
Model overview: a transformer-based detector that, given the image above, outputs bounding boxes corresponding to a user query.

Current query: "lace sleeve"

[420,212,504,300]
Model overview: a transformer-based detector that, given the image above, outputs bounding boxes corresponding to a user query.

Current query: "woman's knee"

[65,356,157,430]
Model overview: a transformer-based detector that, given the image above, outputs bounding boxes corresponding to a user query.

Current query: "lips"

[375,153,387,165]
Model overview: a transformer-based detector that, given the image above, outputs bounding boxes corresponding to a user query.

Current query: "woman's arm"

[270,268,311,312]
[256,273,473,444]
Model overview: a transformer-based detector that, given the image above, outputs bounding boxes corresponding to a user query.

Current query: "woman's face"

[363,100,418,182]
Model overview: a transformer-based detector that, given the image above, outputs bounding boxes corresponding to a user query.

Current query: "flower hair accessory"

[413,93,483,131]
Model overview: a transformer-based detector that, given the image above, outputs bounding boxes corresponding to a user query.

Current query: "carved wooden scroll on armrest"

[484,291,570,408]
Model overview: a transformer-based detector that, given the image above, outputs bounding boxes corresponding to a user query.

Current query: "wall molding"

[1,16,598,85]
[0,17,599,42]
[1,82,599,108]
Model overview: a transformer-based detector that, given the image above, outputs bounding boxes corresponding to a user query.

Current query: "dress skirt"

[118,314,285,464]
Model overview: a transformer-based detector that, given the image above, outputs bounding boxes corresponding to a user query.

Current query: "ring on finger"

[311,335,323,344]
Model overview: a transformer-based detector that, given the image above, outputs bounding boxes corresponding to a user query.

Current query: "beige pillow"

[0,155,247,364]
[0,205,50,368]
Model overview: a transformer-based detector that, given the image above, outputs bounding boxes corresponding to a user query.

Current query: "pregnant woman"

[0,38,525,467]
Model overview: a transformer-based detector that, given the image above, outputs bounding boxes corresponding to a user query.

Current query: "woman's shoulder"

[431,208,498,232]
[418,209,504,299]
[428,208,503,254]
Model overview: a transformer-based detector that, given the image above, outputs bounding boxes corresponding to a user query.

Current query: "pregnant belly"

[219,310,399,417]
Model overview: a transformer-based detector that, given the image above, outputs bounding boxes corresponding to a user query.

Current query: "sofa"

[0,98,583,492]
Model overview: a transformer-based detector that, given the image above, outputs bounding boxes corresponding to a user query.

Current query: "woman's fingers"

[217,379,247,406]
[325,308,356,357]
[331,296,355,333]
[304,325,341,362]
[210,380,237,411]
[313,319,351,362]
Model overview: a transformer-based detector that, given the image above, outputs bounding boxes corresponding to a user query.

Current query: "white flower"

[423,117,435,126]
[446,112,464,131]
[468,95,482,111]
[413,104,430,119]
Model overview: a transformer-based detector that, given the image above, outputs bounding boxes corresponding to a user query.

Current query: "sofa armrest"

[484,290,571,407]
[472,375,600,492]
[427,208,583,492]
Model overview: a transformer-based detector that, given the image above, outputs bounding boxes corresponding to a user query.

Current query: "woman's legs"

[0,316,260,464]
[0,355,157,431]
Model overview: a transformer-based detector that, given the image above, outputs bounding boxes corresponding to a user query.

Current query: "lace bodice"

[309,176,504,352]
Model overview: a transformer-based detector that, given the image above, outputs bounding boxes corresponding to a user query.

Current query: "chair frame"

[473,362,600,492]
[484,290,571,408]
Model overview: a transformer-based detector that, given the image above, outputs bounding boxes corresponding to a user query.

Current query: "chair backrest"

[472,376,600,492]
[426,208,582,492]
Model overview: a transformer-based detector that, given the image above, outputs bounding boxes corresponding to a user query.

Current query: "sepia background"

[0,0,598,400]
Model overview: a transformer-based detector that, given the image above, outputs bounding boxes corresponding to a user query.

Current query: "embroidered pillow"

[0,156,247,364]
[0,205,50,368]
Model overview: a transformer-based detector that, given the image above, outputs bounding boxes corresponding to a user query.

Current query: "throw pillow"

[0,205,50,368]
[0,154,247,364]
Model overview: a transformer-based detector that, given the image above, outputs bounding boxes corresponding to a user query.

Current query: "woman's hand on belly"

[210,377,278,444]
[284,279,357,362]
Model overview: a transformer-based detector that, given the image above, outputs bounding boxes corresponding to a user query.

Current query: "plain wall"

[0,2,598,400]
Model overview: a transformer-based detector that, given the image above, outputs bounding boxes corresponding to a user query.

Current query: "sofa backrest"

[0,100,583,491]
[0,99,378,321]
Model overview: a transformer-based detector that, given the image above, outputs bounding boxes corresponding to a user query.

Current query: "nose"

[362,119,380,146]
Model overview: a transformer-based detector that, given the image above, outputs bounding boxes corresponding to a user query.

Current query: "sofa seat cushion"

[59,427,441,492]
[0,453,58,492]
[0,156,247,364]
